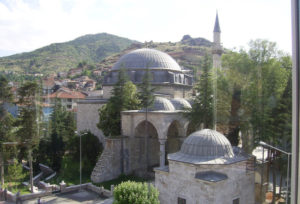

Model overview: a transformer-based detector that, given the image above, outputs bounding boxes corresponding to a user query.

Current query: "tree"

[7,159,26,191]
[138,67,156,168]
[98,69,140,136]
[51,100,76,171]
[16,81,42,193]
[0,75,13,121]
[138,68,156,110]
[221,40,291,151]
[66,131,103,177]
[113,181,159,204]
[184,54,214,129]
[0,76,15,186]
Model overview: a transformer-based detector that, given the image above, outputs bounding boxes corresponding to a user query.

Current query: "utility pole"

[29,149,34,193]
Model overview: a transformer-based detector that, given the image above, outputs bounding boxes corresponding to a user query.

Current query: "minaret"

[212,12,223,131]
[212,12,223,69]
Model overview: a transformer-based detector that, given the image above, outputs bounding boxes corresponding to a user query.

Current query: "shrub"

[113,181,159,204]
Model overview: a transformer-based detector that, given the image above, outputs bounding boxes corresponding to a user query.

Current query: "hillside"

[96,36,213,77]
[0,33,137,74]
[0,33,213,76]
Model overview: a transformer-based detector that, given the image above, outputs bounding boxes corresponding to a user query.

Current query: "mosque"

[76,13,255,204]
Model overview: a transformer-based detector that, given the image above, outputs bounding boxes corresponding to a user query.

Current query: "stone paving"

[4,190,113,204]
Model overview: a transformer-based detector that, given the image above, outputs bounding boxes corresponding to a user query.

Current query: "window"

[178,197,186,204]
[67,98,72,102]
[233,198,239,204]
[67,105,72,109]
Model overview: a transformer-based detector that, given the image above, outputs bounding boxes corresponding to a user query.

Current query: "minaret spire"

[212,11,222,67]
[214,12,221,33]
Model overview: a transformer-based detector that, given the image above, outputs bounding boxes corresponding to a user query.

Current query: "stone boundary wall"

[2,183,113,202]
[91,137,123,183]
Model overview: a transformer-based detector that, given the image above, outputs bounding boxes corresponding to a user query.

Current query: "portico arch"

[166,120,181,154]
[134,120,160,170]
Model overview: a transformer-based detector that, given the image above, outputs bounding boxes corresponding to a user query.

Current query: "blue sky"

[0,0,292,57]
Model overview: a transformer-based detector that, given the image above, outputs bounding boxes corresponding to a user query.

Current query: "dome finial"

[214,11,221,33]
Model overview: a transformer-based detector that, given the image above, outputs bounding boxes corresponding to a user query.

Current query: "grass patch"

[3,182,31,195]
[93,174,150,190]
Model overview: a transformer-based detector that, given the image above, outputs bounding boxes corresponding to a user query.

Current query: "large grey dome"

[180,129,234,158]
[170,98,192,110]
[147,97,175,111]
[112,48,182,71]
[167,129,244,164]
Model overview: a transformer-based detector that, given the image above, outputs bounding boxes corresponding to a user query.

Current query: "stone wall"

[103,86,114,99]
[77,99,106,143]
[91,137,124,183]
[155,161,255,204]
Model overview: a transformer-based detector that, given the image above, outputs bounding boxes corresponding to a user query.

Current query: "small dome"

[147,97,175,111]
[112,48,182,71]
[180,129,234,158]
[170,98,192,110]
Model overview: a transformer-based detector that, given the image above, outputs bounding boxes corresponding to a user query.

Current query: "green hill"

[0,33,137,74]
[96,37,213,77]
[0,33,214,76]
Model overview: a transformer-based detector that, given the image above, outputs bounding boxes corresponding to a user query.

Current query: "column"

[159,139,167,168]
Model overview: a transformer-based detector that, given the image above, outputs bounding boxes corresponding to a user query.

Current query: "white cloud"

[0,0,292,54]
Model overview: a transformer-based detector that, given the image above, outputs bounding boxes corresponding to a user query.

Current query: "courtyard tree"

[16,81,42,193]
[0,76,15,186]
[221,40,291,151]
[184,54,214,129]
[98,69,140,136]
[138,67,156,168]
[48,100,76,171]
[7,159,26,191]
[0,75,13,120]
[221,49,254,148]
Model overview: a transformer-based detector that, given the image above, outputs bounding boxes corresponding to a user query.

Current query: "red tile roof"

[46,88,86,99]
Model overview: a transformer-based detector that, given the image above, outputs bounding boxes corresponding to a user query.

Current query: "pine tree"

[49,100,67,171]
[0,75,13,121]
[0,76,14,186]
[16,81,42,193]
[138,67,156,168]
[138,68,155,110]
[184,54,214,129]
[98,69,140,136]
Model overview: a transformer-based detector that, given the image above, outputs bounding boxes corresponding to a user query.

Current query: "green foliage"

[7,160,26,190]
[0,113,16,158]
[267,74,292,149]
[98,69,140,136]
[58,156,80,184]
[44,100,72,170]
[16,82,42,145]
[0,75,13,121]
[113,181,159,204]
[184,54,214,129]
[47,131,102,185]
[0,33,135,74]
[138,68,156,109]
[68,132,103,174]
[221,39,291,150]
